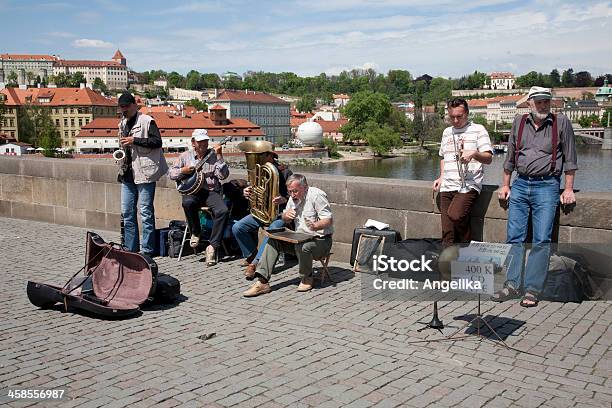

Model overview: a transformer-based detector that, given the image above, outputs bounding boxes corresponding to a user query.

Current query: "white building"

[169,88,207,101]
[208,89,291,144]
[333,93,350,108]
[1,142,31,155]
[0,54,58,85]
[153,78,168,89]
[53,50,128,90]
[489,72,516,90]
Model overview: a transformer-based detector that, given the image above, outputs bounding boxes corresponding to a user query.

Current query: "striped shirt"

[438,122,492,193]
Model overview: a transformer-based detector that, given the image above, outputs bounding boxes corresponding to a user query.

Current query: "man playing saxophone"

[117,92,168,256]
[433,98,493,247]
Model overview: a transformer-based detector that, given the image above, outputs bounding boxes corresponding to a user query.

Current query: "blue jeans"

[505,176,560,295]
[232,214,285,261]
[121,181,156,255]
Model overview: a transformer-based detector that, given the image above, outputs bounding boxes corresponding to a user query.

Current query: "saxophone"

[238,141,280,225]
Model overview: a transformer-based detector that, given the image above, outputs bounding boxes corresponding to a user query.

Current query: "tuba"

[238,141,279,225]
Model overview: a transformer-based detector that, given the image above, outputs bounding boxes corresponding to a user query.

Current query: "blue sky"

[1,0,611,78]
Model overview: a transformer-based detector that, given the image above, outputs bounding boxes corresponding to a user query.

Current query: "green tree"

[423,77,452,106]
[184,98,207,111]
[341,91,393,142]
[296,95,316,113]
[7,71,18,87]
[516,71,540,88]
[70,72,86,87]
[362,121,403,156]
[17,105,36,145]
[35,108,61,156]
[26,71,35,86]
[561,68,575,87]
[549,69,561,87]
[51,72,70,87]
[185,70,203,90]
[322,137,341,159]
[92,77,107,93]
[574,71,593,87]
[167,71,185,88]
[201,73,221,88]
[388,107,408,136]
[578,114,600,128]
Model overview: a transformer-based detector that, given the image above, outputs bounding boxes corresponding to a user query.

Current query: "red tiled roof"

[56,60,124,68]
[112,49,125,59]
[290,117,309,128]
[209,104,226,110]
[0,54,57,61]
[139,105,198,115]
[490,72,514,79]
[315,119,349,133]
[78,112,264,138]
[0,87,117,107]
[209,89,289,104]
[499,95,526,104]
[468,97,502,108]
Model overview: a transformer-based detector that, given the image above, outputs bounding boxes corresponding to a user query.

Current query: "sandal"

[520,292,539,308]
[491,286,520,303]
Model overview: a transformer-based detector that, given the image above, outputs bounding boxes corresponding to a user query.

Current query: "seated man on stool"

[169,129,229,266]
[232,150,292,278]
[243,174,333,297]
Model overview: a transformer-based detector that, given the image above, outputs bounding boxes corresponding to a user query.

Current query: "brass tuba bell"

[238,141,280,225]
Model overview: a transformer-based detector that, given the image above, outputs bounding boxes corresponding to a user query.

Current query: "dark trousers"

[439,190,479,247]
[182,189,228,249]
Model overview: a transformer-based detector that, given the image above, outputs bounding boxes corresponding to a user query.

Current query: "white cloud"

[72,38,114,49]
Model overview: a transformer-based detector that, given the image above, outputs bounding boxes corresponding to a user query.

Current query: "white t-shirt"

[438,122,492,193]
[284,186,334,237]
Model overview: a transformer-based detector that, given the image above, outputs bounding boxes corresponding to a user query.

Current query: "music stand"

[409,293,539,356]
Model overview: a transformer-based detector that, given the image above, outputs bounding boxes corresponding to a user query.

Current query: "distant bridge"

[499,126,605,143]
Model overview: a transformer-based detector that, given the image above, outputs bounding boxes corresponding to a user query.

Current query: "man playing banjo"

[169,129,229,266]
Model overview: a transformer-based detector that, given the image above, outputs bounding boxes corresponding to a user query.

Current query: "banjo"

[176,136,233,195]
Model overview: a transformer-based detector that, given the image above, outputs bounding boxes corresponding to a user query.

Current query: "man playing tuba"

[433,98,493,247]
[232,146,292,278]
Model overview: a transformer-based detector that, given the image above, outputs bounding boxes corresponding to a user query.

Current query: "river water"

[294,146,612,192]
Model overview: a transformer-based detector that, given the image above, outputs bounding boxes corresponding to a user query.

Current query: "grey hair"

[286,173,308,187]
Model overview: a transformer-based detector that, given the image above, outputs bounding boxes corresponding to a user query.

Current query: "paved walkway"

[0,217,610,407]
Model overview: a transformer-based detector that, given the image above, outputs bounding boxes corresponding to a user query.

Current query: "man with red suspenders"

[493,86,577,307]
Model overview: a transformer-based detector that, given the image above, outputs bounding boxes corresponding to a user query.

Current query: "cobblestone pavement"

[1,217,610,408]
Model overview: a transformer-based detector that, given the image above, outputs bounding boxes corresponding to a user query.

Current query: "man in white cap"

[493,86,577,307]
[169,129,229,266]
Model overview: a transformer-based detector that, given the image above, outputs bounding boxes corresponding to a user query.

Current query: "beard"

[530,109,550,121]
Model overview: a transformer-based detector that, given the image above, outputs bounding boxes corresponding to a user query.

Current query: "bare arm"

[433,159,444,191]
[561,170,576,205]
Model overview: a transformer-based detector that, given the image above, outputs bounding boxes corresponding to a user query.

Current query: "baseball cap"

[192,129,210,141]
[527,86,552,100]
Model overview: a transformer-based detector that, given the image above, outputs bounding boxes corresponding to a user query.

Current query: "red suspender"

[514,114,528,169]
[550,114,558,173]
[514,113,558,174]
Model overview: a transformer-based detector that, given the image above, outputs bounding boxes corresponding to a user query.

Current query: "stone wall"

[1,156,611,264]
